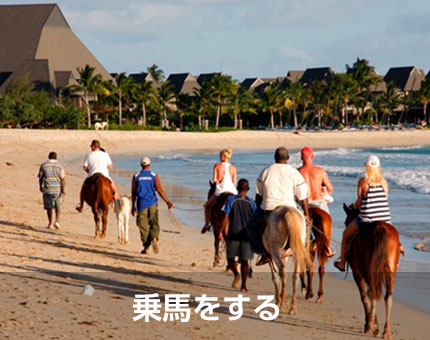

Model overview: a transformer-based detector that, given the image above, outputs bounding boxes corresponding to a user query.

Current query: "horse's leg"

[269,259,281,309]
[213,232,220,267]
[92,207,101,239]
[367,289,379,336]
[118,215,123,244]
[383,273,394,339]
[101,207,108,238]
[289,258,299,315]
[125,213,130,245]
[299,271,306,297]
[316,258,325,304]
[306,248,315,300]
[353,272,372,334]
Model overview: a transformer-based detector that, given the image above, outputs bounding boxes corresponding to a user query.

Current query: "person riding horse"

[335,155,392,272]
[298,146,336,257]
[201,148,237,234]
[76,139,119,212]
[247,147,310,266]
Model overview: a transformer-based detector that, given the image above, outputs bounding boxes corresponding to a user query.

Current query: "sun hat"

[301,146,313,158]
[365,155,380,168]
[141,157,151,166]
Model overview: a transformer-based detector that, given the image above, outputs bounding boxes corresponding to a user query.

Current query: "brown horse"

[206,181,232,267]
[343,203,401,339]
[300,207,332,304]
[81,173,114,239]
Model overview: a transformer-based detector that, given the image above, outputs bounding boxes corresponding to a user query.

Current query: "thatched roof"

[241,78,264,90]
[197,73,221,86]
[383,66,425,92]
[167,73,201,96]
[0,4,111,92]
[300,67,334,84]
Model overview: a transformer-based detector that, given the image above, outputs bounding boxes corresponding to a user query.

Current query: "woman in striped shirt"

[335,155,390,272]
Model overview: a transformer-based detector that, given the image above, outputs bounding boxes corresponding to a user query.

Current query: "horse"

[81,173,114,239]
[115,195,131,245]
[300,207,333,304]
[343,203,401,339]
[263,206,313,314]
[206,181,232,267]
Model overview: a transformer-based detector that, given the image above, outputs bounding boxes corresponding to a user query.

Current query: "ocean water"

[114,146,430,312]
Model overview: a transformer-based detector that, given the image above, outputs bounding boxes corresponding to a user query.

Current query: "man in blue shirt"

[131,157,174,254]
[223,178,256,292]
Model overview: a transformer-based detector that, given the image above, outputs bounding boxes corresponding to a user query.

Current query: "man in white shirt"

[76,140,119,212]
[247,147,310,266]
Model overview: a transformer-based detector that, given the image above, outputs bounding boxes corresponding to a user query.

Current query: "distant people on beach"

[202,148,238,234]
[223,178,256,292]
[38,151,65,229]
[131,156,174,255]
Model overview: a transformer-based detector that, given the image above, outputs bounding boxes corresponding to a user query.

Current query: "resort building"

[0,4,111,94]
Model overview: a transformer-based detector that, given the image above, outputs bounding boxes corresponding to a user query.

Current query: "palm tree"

[175,93,194,130]
[346,58,380,122]
[113,73,134,125]
[258,83,282,129]
[283,82,306,127]
[156,81,175,128]
[375,81,401,124]
[69,65,102,128]
[226,83,256,128]
[332,73,358,125]
[419,78,430,124]
[147,64,165,83]
[209,74,234,129]
[131,79,156,126]
[194,82,214,128]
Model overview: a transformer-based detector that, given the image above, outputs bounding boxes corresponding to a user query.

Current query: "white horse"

[115,195,131,245]
[95,121,108,130]
[263,206,312,315]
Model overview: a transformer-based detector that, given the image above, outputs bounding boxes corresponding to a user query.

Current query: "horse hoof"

[101,233,107,239]
[301,288,307,297]
[305,292,314,300]
[288,308,297,315]
[383,332,392,339]
[316,296,323,304]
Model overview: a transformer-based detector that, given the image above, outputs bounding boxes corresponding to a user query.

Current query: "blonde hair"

[220,148,232,161]
[365,165,384,187]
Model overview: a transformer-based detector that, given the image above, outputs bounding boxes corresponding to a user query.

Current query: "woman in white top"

[201,149,238,233]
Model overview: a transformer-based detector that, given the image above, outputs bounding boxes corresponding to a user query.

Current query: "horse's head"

[343,203,359,226]
[208,180,216,199]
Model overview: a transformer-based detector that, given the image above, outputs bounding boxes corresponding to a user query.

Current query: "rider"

[247,147,310,266]
[76,139,119,212]
[298,146,336,257]
[334,155,391,272]
[201,148,238,234]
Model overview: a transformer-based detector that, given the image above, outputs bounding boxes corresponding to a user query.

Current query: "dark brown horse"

[300,207,332,304]
[343,203,401,339]
[206,181,232,267]
[82,173,114,239]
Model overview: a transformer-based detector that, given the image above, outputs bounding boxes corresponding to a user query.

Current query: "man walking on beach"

[38,151,65,229]
[298,146,336,257]
[247,147,310,266]
[223,179,256,292]
[132,157,174,254]
[76,140,119,212]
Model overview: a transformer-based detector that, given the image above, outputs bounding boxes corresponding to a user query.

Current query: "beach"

[1,129,430,340]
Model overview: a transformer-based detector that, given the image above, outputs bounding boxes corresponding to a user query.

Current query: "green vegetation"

[1,59,430,130]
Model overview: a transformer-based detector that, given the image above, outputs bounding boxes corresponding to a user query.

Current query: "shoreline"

[1,129,430,339]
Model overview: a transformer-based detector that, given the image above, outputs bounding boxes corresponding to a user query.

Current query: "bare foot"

[232,274,241,289]
[240,287,248,293]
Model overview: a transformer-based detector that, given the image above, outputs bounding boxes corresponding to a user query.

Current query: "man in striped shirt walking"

[38,151,66,229]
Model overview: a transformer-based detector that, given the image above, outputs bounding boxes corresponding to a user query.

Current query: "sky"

[3,0,430,80]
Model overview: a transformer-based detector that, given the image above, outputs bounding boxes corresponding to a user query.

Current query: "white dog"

[95,121,108,130]
[115,195,131,245]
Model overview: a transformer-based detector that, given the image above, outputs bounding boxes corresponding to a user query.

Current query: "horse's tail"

[369,224,389,300]
[311,211,329,265]
[285,210,312,272]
